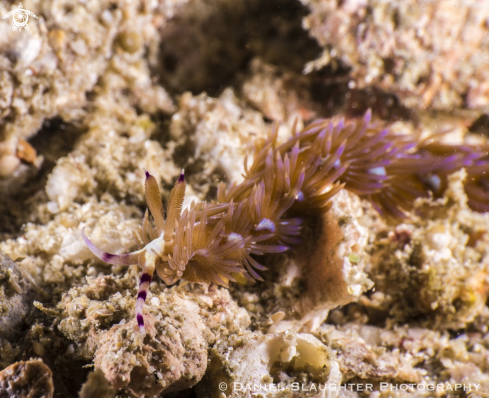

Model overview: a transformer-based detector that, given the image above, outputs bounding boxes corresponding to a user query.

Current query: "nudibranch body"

[83,110,489,334]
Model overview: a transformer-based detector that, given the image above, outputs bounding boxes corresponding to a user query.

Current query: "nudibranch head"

[83,169,188,334]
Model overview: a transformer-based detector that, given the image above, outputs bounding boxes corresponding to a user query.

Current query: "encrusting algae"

[82,109,489,338]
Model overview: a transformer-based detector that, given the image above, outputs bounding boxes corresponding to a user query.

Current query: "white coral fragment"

[46,156,95,213]
[170,89,269,183]
[203,330,341,398]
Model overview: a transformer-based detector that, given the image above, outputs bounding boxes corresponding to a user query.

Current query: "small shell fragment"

[65,344,75,355]
[95,309,115,317]
[16,139,37,164]
[32,341,45,356]
[150,296,160,306]
[269,311,285,324]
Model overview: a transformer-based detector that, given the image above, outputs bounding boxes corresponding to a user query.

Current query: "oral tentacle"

[82,228,141,266]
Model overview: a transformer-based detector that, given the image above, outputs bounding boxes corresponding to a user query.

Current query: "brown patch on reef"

[260,189,373,334]
[0,359,54,398]
[295,212,348,313]
[78,369,115,398]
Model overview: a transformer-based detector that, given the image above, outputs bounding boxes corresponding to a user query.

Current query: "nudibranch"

[82,110,489,334]
[82,169,293,335]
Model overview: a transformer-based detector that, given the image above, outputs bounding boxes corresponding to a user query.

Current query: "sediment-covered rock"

[0,250,36,340]
[302,0,489,111]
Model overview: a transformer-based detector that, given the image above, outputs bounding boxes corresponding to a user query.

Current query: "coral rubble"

[54,270,249,396]
[368,170,489,329]
[200,330,341,398]
[1,0,489,397]
[302,0,489,110]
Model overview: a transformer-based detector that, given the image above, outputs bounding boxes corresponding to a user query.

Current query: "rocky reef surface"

[1,0,489,397]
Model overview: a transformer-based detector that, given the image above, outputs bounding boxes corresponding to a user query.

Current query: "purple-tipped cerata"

[178,169,185,182]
